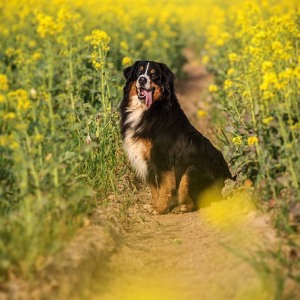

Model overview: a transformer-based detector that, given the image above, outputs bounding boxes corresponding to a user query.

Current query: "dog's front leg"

[177,173,195,213]
[150,171,176,214]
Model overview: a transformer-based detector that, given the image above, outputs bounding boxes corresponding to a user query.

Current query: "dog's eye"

[150,69,159,80]
[136,67,144,76]
[136,71,142,77]
[150,71,156,77]
[151,73,158,80]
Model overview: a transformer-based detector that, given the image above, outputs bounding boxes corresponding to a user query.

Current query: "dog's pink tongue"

[145,90,153,108]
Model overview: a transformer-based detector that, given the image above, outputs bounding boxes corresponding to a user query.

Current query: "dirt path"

[84,51,274,300]
[176,49,213,138]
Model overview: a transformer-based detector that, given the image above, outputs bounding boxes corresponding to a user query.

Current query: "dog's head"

[123,60,175,108]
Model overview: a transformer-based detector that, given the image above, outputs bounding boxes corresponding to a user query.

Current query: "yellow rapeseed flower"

[232,136,242,145]
[227,68,235,75]
[248,46,260,56]
[36,13,59,38]
[151,30,158,39]
[122,56,133,67]
[262,116,274,125]
[4,112,16,120]
[290,123,300,131]
[28,40,36,48]
[232,135,242,146]
[162,41,170,49]
[279,68,293,80]
[0,134,19,150]
[262,91,275,100]
[0,135,9,147]
[147,17,154,26]
[0,95,5,104]
[293,65,300,77]
[93,62,102,70]
[242,90,251,98]
[262,61,273,72]
[57,36,68,46]
[85,30,110,51]
[136,33,145,40]
[197,110,208,118]
[143,40,152,48]
[202,55,210,65]
[33,133,44,143]
[208,84,218,92]
[228,52,239,62]
[8,89,31,112]
[271,41,283,51]
[120,41,129,51]
[260,72,281,90]
[248,136,258,146]
[0,74,9,91]
[5,47,15,57]
[9,141,20,150]
[32,51,42,61]
[224,79,233,90]
[216,39,224,46]
[227,90,234,97]
[89,50,104,70]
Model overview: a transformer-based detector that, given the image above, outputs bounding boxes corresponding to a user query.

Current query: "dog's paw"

[143,204,155,214]
[172,204,195,214]
[143,204,160,215]
[171,206,182,214]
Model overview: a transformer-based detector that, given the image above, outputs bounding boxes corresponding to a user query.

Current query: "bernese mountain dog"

[120,60,232,214]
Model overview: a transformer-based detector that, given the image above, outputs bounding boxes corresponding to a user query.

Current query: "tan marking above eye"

[138,66,144,71]
[150,69,156,74]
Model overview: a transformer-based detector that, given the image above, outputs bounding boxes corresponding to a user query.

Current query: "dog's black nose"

[138,76,147,85]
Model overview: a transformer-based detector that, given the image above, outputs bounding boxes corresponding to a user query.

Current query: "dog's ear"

[123,65,133,81]
[158,62,175,88]
[123,61,141,82]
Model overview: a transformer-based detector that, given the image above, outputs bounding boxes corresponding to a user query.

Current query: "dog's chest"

[123,131,149,182]
[123,96,150,182]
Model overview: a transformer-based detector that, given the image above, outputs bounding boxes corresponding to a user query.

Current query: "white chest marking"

[123,95,148,182]
[124,131,148,182]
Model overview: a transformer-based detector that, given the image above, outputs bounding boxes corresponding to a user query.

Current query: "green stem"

[32,104,43,167]
[69,44,76,123]
[99,46,107,117]
[243,65,256,129]
[47,42,59,188]
[274,110,298,189]
[25,133,42,201]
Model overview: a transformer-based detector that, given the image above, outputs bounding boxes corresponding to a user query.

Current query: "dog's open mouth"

[137,87,154,108]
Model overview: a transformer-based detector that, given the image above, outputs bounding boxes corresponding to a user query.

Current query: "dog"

[120,60,232,214]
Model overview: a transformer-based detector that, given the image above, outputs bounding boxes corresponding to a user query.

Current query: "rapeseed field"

[0,0,299,295]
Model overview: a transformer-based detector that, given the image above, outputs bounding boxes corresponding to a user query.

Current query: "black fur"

[120,60,232,211]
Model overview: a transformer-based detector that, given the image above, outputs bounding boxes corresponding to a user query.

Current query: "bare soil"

[81,50,276,300]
